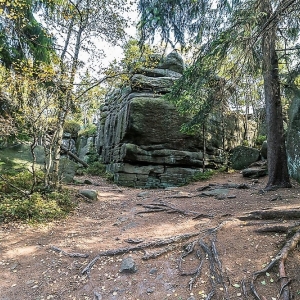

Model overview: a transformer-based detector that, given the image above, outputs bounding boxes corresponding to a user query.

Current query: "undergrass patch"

[0,190,76,223]
[190,169,216,182]
[0,170,77,223]
[81,161,114,181]
[187,166,229,183]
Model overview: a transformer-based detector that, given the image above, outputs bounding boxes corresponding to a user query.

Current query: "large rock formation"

[96,52,257,188]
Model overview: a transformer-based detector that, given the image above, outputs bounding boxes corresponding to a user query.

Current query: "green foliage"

[189,170,216,182]
[0,170,76,223]
[63,120,82,135]
[242,140,249,147]
[186,166,229,184]
[83,160,113,181]
[78,124,97,137]
[0,191,76,223]
[256,135,267,146]
[0,170,39,192]
[85,161,106,176]
[0,0,55,67]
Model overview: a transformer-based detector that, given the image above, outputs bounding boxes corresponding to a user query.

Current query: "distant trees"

[138,0,300,189]
[0,0,133,189]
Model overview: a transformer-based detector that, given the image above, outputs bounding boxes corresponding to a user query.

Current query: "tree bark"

[261,0,291,190]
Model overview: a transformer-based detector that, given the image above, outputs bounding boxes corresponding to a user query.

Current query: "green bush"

[256,135,267,146]
[0,170,44,193]
[189,170,216,182]
[85,161,106,176]
[0,190,76,223]
[64,120,82,135]
[78,124,97,137]
[83,161,114,181]
[0,170,77,223]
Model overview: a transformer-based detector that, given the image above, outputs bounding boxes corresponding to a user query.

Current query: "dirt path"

[1,172,300,300]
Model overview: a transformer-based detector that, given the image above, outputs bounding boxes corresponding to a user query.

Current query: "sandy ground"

[1,171,300,300]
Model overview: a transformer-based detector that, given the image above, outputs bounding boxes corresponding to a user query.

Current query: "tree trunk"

[261,0,291,190]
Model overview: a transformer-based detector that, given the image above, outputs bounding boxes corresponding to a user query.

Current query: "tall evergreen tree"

[0,0,55,67]
[138,0,300,189]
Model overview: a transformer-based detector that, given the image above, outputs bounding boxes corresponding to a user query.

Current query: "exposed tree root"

[197,183,250,191]
[142,244,177,260]
[239,208,300,220]
[136,200,213,218]
[50,246,89,258]
[250,229,300,300]
[81,232,200,275]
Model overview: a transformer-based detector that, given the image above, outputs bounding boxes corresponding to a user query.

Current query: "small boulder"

[158,51,185,74]
[260,141,267,159]
[230,146,260,170]
[149,267,158,275]
[242,168,268,178]
[79,189,98,201]
[120,257,137,273]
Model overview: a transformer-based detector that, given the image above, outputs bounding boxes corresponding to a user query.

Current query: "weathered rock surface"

[260,140,267,159]
[120,257,137,273]
[79,189,98,201]
[230,146,260,170]
[96,51,258,188]
[242,167,268,178]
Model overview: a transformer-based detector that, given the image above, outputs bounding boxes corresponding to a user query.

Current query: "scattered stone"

[10,263,18,270]
[227,195,237,199]
[149,268,158,275]
[237,183,251,189]
[79,189,98,201]
[187,296,196,300]
[146,288,154,294]
[200,189,229,198]
[83,179,93,185]
[270,195,282,201]
[26,280,35,286]
[216,194,227,200]
[137,191,149,198]
[120,257,137,274]
[242,168,268,178]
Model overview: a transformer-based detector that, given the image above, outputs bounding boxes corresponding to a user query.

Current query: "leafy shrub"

[242,140,249,147]
[63,120,82,135]
[190,170,216,182]
[83,161,114,181]
[85,161,106,176]
[0,190,76,223]
[0,170,44,193]
[0,170,77,223]
[78,124,97,137]
[256,135,267,146]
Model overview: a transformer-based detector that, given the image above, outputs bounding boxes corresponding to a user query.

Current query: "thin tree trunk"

[261,0,291,190]
[30,136,37,193]
[202,124,206,172]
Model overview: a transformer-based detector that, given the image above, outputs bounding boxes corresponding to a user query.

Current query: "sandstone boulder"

[230,146,260,170]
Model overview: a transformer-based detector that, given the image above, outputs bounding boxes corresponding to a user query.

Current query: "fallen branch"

[50,245,89,258]
[81,232,200,275]
[60,144,88,167]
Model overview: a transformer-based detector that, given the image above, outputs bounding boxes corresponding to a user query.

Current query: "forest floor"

[1,171,300,300]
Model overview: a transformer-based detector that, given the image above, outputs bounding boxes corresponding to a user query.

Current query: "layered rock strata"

[97,52,256,188]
